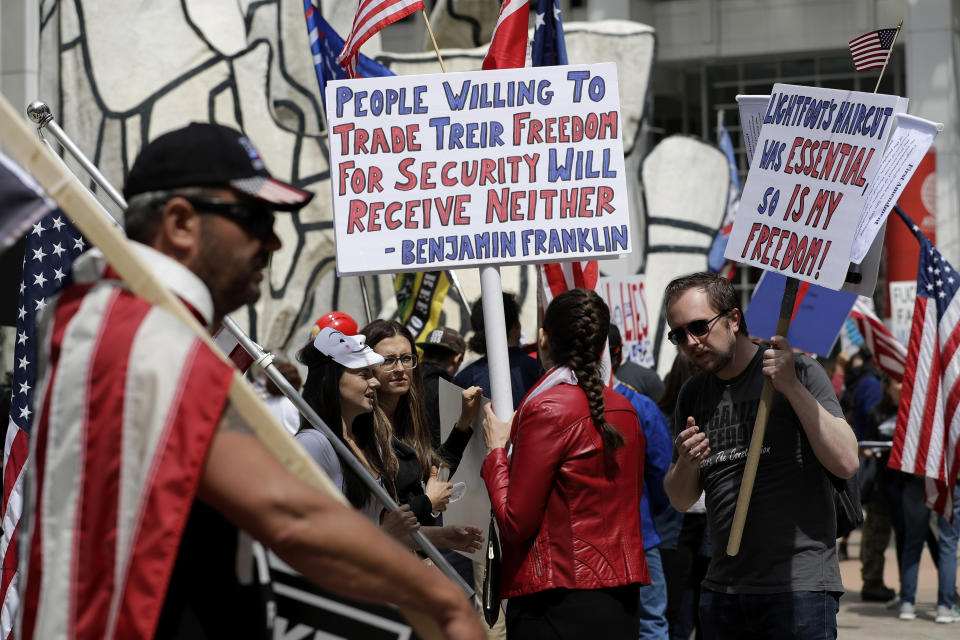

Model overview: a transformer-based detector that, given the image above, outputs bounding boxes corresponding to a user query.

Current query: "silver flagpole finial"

[26,101,53,127]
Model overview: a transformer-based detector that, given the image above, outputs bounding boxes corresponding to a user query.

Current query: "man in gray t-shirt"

[662,273,859,640]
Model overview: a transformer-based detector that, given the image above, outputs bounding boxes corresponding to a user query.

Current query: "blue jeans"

[699,589,839,640]
[899,476,934,604]
[637,546,668,639]
[935,483,960,607]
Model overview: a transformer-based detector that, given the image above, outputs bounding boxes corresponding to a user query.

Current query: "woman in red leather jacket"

[481,288,649,639]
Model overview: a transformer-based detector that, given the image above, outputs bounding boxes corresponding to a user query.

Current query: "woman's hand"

[456,386,484,431]
[434,525,484,553]
[424,465,453,512]
[380,504,420,540]
[481,404,513,452]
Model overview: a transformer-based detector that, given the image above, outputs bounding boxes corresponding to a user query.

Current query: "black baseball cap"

[123,122,314,210]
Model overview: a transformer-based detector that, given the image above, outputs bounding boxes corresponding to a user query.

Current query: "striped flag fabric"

[212,325,257,373]
[848,28,898,72]
[482,0,530,70]
[19,243,235,638]
[888,210,960,519]
[848,296,907,381]
[0,152,89,640]
[337,0,424,78]
[302,2,393,107]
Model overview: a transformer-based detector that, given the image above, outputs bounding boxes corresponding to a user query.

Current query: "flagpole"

[726,276,799,556]
[421,10,448,73]
[21,101,475,602]
[873,19,903,93]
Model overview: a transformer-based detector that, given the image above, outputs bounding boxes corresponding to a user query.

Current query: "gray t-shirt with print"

[673,345,847,594]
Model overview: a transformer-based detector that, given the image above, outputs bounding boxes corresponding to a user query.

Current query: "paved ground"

[837,528,958,639]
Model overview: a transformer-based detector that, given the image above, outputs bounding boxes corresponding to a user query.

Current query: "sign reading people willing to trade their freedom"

[326,64,631,276]
[724,84,906,291]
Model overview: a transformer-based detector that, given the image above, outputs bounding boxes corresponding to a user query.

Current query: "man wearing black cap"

[20,123,483,640]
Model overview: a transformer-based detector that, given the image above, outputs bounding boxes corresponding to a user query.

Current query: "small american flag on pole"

[848,27,898,71]
[889,208,960,519]
[337,0,424,78]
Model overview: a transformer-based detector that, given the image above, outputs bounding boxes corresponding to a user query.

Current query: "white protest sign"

[889,280,917,346]
[736,95,769,166]
[850,113,940,263]
[597,274,654,366]
[326,64,632,276]
[438,377,491,560]
[724,84,905,290]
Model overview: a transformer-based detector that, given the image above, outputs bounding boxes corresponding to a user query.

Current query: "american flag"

[848,296,907,381]
[848,27,898,72]
[526,0,611,380]
[889,209,960,519]
[302,2,393,109]
[0,153,89,639]
[528,0,599,309]
[337,0,424,78]
[482,0,530,70]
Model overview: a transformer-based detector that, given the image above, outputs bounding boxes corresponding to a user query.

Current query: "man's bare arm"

[197,403,483,639]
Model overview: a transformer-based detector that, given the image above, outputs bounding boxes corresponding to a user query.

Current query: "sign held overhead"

[326,64,632,276]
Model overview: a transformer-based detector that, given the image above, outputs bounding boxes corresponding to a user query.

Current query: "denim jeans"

[699,589,840,640]
[899,475,934,604]
[637,546,669,639]
[935,483,960,608]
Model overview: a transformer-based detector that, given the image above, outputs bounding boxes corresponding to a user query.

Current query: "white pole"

[479,265,513,421]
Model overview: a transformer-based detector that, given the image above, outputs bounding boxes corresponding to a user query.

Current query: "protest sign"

[850,113,940,262]
[438,377,491,560]
[889,280,917,346]
[737,95,769,166]
[597,274,654,366]
[745,271,856,356]
[326,64,632,276]
[725,84,906,290]
[267,551,421,640]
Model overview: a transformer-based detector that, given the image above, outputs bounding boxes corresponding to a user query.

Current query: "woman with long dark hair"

[296,313,418,539]
[362,319,484,552]
[481,288,649,639]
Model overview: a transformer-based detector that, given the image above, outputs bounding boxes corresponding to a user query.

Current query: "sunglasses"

[667,309,730,346]
[183,198,276,239]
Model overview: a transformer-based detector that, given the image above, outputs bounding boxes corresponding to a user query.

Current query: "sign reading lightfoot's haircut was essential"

[326,64,631,276]
[724,84,905,291]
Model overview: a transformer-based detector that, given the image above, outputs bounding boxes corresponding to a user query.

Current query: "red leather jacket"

[481,382,649,599]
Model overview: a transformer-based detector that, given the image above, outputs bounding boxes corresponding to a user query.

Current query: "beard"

[692,337,736,374]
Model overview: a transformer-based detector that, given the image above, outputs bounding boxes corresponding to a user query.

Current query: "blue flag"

[531,0,567,66]
[303,2,394,110]
[708,113,741,273]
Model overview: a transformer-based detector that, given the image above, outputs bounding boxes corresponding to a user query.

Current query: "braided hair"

[542,288,625,453]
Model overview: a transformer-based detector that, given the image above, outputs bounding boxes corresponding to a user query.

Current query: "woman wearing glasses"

[362,319,484,552]
[480,289,649,639]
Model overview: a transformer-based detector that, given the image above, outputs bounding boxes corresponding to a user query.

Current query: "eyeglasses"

[378,354,418,372]
[667,309,730,346]
[180,197,276,239]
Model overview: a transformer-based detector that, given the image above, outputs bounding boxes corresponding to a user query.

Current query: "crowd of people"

[834,346,960,624]
[18,121,960,640]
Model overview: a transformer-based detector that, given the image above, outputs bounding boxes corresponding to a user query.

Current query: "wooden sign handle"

[0,92,446,640]
[726,277,799,556]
